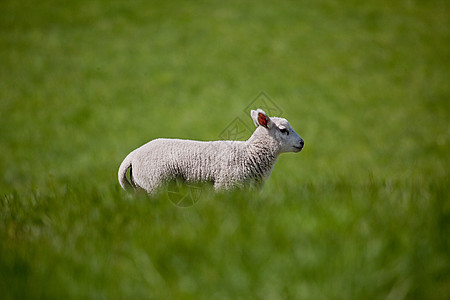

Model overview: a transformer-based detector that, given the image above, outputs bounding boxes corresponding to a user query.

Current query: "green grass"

[0,0,449,299]
[1,179,448,299]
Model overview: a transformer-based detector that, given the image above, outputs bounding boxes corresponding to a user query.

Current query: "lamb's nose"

[300,140,304,148]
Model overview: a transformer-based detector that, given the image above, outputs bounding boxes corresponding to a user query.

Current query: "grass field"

[1,0,449,299]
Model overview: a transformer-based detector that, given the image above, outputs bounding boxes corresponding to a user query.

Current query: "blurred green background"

[0,0,448,299]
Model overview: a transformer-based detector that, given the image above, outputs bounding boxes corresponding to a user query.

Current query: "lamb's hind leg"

[132,171,164,196]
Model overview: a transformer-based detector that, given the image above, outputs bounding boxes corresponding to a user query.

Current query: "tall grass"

[1,177,448,299]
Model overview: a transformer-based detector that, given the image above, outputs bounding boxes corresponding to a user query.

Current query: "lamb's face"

[250,109,304,154]
[270,117,304,153]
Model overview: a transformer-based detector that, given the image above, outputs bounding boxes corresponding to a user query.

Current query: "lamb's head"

[250,108,304,153]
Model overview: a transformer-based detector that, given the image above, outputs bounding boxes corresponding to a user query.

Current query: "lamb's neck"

[244,130,280,174]
[246,141,278,160]
[246,129,280,158]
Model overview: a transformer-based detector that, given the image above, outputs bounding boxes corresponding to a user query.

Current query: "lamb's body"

[118,109,304,194]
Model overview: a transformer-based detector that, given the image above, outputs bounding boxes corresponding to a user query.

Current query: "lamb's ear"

[251,109,272,128]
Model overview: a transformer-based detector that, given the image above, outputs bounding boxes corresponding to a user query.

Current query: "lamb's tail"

[118,153,136,191]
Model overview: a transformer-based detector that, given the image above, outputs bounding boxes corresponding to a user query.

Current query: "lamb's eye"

[280,128,289,135]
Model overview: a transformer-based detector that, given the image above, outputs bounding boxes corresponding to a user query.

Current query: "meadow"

[0,0,449,299]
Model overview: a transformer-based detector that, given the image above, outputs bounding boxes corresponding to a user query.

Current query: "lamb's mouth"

[293,146,303,152]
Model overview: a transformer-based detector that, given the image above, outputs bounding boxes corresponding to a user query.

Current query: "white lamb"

[118,109,304,194]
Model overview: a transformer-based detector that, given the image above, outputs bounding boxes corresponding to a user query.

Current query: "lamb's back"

[132,138,246,182]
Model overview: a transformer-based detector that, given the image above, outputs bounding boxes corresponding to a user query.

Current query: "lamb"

[118,109,304,194]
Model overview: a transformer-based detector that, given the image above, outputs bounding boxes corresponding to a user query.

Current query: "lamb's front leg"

[213,176,243,192]
[213,180,226,191]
